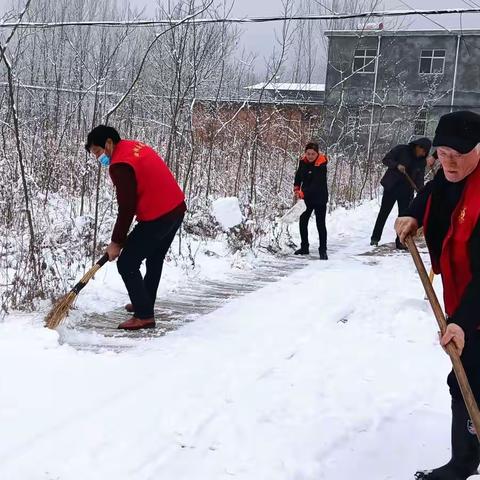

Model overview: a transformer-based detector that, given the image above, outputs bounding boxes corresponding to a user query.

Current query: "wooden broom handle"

[405,236,480,441]
[403,171,419,193]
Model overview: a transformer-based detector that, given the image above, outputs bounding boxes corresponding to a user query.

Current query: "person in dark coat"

[370,137,432,249]
[396,111,480,480]
[293,142,328,259]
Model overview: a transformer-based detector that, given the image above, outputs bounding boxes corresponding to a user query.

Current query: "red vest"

[110,140,185,221]
[423,164,480,316]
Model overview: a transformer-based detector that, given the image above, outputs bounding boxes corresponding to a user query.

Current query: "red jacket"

[110,140,184,222]
[424,163,480,316]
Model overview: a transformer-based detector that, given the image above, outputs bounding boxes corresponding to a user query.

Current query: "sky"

[1,0,479,78]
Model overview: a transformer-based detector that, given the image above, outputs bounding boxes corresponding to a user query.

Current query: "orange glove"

[294,187,304,199]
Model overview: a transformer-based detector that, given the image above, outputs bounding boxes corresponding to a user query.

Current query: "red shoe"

[118,317,156,330]
[124,303,134,313]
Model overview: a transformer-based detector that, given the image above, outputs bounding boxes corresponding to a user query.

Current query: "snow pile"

[211,197,243,230]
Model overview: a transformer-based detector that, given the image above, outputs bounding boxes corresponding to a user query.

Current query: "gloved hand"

[294,187,304,199]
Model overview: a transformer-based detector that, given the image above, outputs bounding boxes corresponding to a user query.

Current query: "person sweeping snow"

[293,142,329,260]
[396,111,480,480]
[86,125,186,330]
[371,137,431,249]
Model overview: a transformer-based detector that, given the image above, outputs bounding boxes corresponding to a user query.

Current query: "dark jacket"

[294,155,328,206]
[380,138,431,192]
[406,169,480,335]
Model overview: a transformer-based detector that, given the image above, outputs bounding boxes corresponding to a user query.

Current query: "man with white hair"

[396,111,480,479]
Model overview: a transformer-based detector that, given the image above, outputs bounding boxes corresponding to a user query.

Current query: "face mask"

[98,152,111,167]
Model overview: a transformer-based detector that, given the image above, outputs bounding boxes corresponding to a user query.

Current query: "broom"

[45,253,109,329]
[405,236,480,441]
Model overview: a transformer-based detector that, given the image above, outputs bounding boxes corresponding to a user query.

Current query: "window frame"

[418,49,446,75]
[413,110,428,136]
[352,48,377,75]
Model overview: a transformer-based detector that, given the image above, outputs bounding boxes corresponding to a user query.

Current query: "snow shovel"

[405,235,480,442]
[44,253,109,329]
[280,199,307,224]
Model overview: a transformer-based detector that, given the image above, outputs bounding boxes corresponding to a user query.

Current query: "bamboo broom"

[45,253,109,329]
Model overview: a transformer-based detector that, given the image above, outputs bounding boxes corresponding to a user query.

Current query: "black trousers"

[117,212,184,319]
[299,203,327,252]
[448,330,480,402]
[371,186,413,242]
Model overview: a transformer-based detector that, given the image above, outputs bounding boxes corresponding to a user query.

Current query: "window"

[353,49,377,74]
[414,110,428,136]
[347,114,358,132]
[346,110,370,136]
[419,50,445,74]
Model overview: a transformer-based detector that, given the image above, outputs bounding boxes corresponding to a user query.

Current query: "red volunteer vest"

[110,140,185,221]
[423,164,480,316]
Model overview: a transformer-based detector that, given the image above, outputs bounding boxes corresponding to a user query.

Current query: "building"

[245,82,325,105]
[192,83,325,158]
[323,29,480,153]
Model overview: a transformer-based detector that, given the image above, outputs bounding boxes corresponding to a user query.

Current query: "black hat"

[433,110,480,154]
[305,142,319,153]
[410,137,432,154]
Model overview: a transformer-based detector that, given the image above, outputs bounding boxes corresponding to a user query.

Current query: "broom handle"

[72,253,109,294]
[405,236,480,441]
[403,171,419,193]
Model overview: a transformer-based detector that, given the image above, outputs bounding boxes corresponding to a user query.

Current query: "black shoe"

[370,239,379,247]
[395,241,408,251]
[414,464,468,479]
[294,246,309,255]
[319,249,328,260]
[415,399,480,480]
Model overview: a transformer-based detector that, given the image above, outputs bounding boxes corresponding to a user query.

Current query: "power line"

[397,0,452,32]
[0,8,480,29]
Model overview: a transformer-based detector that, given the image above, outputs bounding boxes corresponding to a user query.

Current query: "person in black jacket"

[395,111,480,480]
[370,137,432,249]
[293,142,328,259]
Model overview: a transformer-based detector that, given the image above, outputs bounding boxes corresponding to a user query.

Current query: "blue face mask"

[98,152,111,167]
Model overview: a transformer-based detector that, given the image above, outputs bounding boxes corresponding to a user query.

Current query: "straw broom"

[45,253,109,329]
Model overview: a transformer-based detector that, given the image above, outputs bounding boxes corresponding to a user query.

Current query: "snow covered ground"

[0,201,455,480]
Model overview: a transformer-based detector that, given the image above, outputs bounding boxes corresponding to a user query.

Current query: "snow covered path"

[61,256,310,353]
[0,203,454,480]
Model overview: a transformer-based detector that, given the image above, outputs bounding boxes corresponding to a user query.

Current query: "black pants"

[117,213,184,319]
[371,186,413,243]
[446,331,480,475]
[299,203,327,252]
[448,330,480,402]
